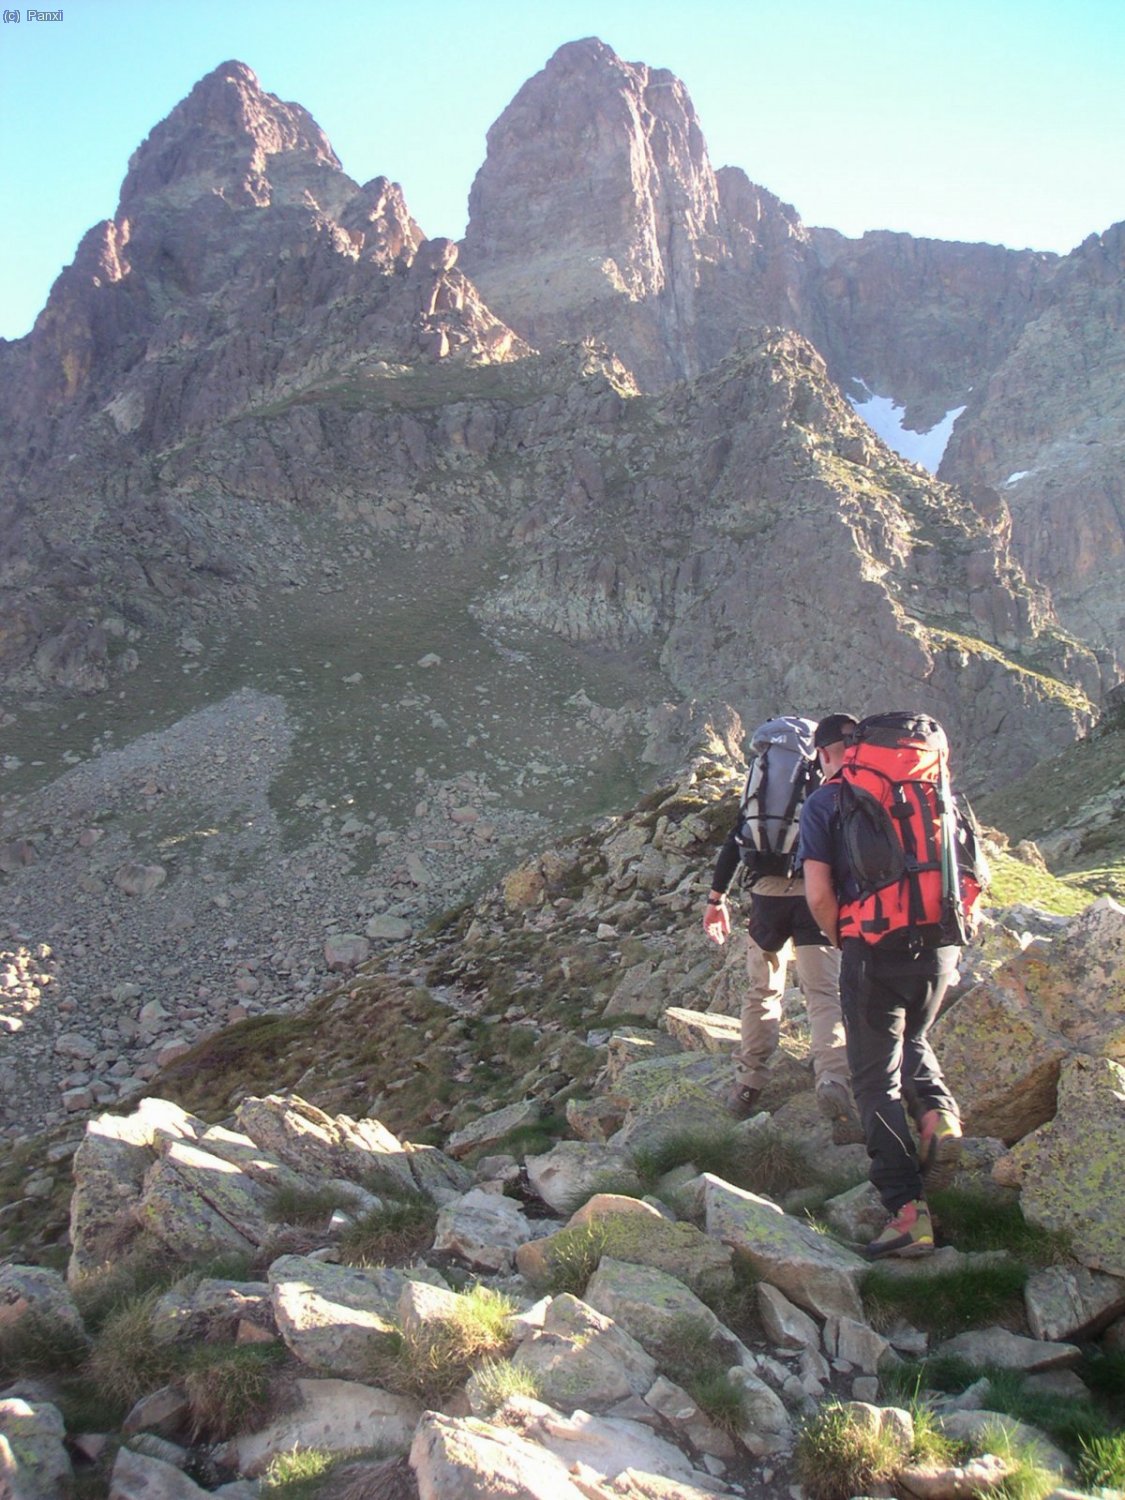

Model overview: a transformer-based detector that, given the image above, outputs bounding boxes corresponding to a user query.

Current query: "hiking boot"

[919,1108,963,1192]
[865,1199,934,1260]
[727,1084,761,1121]
[816,1079,863,1144]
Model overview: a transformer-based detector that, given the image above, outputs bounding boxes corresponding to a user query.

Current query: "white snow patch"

[1004,471,1031,486]
[849,381,967,473]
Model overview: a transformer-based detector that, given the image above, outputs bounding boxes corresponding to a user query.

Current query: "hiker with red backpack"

[703,714,859,1137]
[798,711,987,1259]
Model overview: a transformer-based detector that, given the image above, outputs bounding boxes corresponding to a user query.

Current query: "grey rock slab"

[502,1393,710,1484]
[643,1376,739,1459]
[432,1187,534,1272]
[268,1253,439,1377]
[756,1283,821,1351]
[525,1139,636,1212]
[659,1006,740,1055]
[936,1326,1082,1373]
[725,1369,792,1457]
[1025,1262,1125,1342]
[235,1094,415,1194]
[585,1256,748,1367]
[67,1098,206,1280]
[409,1408,591,1498]
[512,1293,658,1411]
[108,1446,211,1498]
[0,1265,88,1347]
[444,1098,542,1161]
[937,1410,1074,1479]
[823,1315,893,1375]
[136,1155,258,1260]
[225,1377,421,1478]
[150,1278,274,1345]
[703,1173,865,1320]
[403,1141,474,1203]
[0,1398,72,1500]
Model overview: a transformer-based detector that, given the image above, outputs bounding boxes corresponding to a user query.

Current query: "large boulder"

[584,1256,748,1365]
[409,1408,590,1498]
[704,1174,866,1320]
[1001,1054,1125,1276]
[224,1378,421,1477]
[234,1095,416,1194]
[934,898,1125,1143]
[511,1294,658,1410]
[68,1099,207,1281]
[0,1399,72,1500]
[0,1265,89,1351]
[267,1254,442,1377]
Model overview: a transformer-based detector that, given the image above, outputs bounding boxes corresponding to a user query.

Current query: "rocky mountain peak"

[461,36,726,386]
[118,58,341,213]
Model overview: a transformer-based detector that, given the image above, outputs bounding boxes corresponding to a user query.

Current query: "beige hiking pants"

[735,937,847,1092]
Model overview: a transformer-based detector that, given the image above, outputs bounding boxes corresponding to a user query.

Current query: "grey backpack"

[734,716,820,879]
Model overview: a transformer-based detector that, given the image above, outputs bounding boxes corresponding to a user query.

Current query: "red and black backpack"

[836,712,988,950]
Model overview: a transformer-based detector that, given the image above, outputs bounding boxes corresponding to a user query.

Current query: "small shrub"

[85,1290,183,1412]
[703,1258,763,1346]
[794,1401,907,1500]
[541,1222,609,1296]
[338,1196,437,1266]
[651,1314,724,1387]
[0,1311,89,1380]
[260,1445,353,1498]
[266,1182,362,1228]
[470,1355,543,1411]
[71,1243,189,1332]
[182,1342,285,1440]
[685,1368,747,1438]
[1078,1431,1125,1490]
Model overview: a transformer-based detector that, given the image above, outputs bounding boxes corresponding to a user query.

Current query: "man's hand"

[703,893,731,945]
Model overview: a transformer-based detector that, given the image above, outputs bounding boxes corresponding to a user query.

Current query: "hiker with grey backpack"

[798,711,989,1259]
[703,714,859,1138]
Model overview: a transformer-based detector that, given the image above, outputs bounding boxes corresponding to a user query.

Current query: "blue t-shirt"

[796,779,859,903]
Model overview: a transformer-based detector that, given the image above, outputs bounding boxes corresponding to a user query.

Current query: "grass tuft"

[181,1341,285,1440]
[863,1261,1028,1339]
[0,1311,89,1380]
[630,1122,811,1201]
[928,1187,1070,1263]
[260,1446,356,1498]
[469,1355,543,1411]
[84,1289,183,1414]
[684,1368,747,1438]
[266,1182,363,1227]
[973,1417,1062,1500]
[1078,1431,1125,1490]
[793,1400,908,1500]
[541,1222,609,1296]
[367,1284,517,1402]
[338,1193,437,1266]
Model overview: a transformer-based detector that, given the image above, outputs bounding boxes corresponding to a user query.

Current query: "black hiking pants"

[839,940,959,1213]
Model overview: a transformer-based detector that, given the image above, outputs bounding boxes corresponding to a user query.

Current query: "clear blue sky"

[1,0,1122,340]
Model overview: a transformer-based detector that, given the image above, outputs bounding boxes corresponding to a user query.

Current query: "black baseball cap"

[813,713,858,750]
